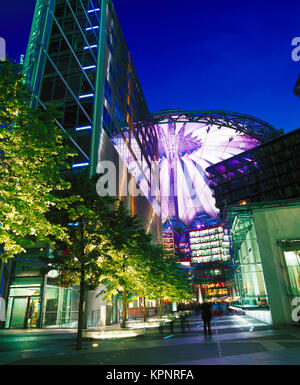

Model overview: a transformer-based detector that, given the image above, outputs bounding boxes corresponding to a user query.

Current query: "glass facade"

[189,226,230,263]
[5,286,41,329]
[162,224,234,302]
[5,283,80,329]
[23,0,159,182]
[278,240,300,303]
[24,0,101,167]
[152,110,279,228]
[230,211,269,308]
[43,285,80,328]
[2,246,84,329]
[207,126,299,222]
[99,0,160,208]
[23,0,161,218]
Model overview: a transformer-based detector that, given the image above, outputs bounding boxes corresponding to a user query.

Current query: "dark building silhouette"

[206,127,300,222]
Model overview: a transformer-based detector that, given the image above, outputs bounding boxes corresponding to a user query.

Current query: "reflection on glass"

[283,249,300,297]
[231,214,268,308]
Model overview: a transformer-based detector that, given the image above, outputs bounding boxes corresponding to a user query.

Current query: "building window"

[104,79,112,107]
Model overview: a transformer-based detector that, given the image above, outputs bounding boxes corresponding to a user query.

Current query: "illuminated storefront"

[195,283,230,303]
[3,246,80,329]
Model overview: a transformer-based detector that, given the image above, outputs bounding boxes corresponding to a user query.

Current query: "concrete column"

[253,210,291,326]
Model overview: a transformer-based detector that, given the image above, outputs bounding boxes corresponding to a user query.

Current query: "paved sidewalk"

[1,314,300,365]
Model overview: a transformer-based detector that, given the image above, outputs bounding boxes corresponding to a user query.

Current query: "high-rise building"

[23,0,160,225]
[1,0,162,329]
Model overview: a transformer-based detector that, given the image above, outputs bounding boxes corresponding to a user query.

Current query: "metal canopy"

[152,110,281,227]
[152,109,280,143]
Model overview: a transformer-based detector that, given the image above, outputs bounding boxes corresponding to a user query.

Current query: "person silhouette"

[201,299,212,336]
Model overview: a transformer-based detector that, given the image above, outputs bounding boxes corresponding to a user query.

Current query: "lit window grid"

[101,3,158,199]
[37,1,100,121]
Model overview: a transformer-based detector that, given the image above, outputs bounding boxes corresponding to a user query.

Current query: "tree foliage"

[0,59,74,260]
[97,203,194,304]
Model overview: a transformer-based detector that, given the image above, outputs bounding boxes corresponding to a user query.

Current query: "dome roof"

[112,110,280,227]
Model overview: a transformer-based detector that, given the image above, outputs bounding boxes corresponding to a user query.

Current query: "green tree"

[135,244,194,317]
[43,170,117,350]
[101,202,146,328]
[97,204,194,324]
[0,59,73,260]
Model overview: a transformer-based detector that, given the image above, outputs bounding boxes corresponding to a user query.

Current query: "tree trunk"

[159,299,162,318]
[121,289,127,328]
[143,297,147,323]
[76,265,85,350]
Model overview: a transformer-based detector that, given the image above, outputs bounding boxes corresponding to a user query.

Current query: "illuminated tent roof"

[111,110,280,227]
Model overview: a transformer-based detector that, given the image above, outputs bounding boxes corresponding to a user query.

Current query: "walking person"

[201,300,212,336]
[180,314,186,333]
[169,316,175,333]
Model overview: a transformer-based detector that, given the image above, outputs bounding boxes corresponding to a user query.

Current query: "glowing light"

[111,117,260,226]
[86,26,99,31]
[79,93,94,99]
[127,322,160,329]
[87,8,100,13]
[72,163,89,168]
[84,45,98,50]
[83,65,96,70]
[83,330,142,339]
[156,120,260,225]
[75,126,92,131]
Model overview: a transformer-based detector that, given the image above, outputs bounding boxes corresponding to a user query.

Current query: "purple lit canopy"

[111,110,279,227]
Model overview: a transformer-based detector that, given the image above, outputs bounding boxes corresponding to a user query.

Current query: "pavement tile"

[1,314,300,365]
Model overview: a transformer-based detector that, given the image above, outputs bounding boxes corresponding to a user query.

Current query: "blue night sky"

[1,0,300,133]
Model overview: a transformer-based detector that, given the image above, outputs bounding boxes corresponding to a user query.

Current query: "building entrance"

[8,296,40,329]
[279,240,300,323]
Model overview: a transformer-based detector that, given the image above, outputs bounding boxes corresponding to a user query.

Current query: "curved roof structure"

[111,110,281,228]
[153,110,280,228]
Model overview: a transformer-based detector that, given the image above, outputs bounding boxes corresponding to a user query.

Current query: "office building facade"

[1,0,161,329]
